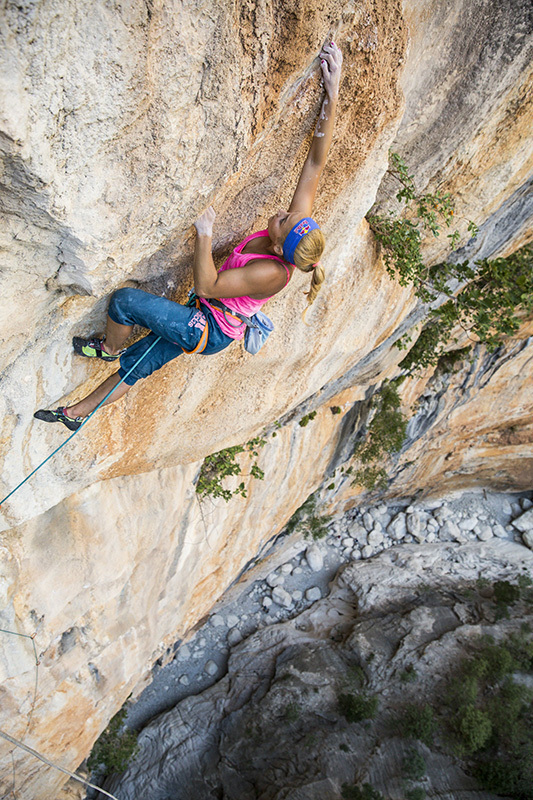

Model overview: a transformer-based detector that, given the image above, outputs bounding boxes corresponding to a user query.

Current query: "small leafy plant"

[341,783,386,800]
[87,708,139,775]
[402,748,426,780]
[352,380,408,490]
[399,703,436,745]
[196,436,266,501]
[338,691,378,723]
[299,410,317,427]
[285,491,329,540]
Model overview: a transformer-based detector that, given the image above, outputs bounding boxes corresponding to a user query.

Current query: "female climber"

[34,41,343,431]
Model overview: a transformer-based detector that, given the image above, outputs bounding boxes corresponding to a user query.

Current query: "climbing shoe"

[33,407,84,432]
[73,336,122,361]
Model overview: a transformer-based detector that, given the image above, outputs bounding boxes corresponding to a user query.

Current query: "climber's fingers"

[194,206,216,236]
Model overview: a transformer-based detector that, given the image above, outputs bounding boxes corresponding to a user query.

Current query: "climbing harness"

[0,335,162,509]
[199,295,274,354]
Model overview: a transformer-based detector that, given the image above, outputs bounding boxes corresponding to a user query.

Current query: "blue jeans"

[108,288,233,386]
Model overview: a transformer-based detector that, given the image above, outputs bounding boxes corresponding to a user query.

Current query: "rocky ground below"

[120,489,533,731]
[86,489,533,800]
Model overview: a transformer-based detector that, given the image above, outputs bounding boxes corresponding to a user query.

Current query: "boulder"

[272,586,293,608]
[439,520,467,544]
[305,545,324,573]
[512,509,533,533]
[387,513,407,540]
[523,532,533,550]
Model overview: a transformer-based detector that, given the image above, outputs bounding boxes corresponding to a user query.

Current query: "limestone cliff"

[0,1,532,797]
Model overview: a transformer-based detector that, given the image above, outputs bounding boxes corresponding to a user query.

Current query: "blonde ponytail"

[293,228,326,319]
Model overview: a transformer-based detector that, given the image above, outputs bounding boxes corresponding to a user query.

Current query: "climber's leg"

[65,372,130,418]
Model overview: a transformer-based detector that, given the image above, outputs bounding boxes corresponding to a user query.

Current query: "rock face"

[104,539,533,800]
[0,1,532,797]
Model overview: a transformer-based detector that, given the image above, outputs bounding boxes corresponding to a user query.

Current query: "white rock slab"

[512,509,533,532]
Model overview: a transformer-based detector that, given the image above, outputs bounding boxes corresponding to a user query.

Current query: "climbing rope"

[0,627,40,800]
[0,337,161,509]
[0,729,120,800]
[0,627,120,800]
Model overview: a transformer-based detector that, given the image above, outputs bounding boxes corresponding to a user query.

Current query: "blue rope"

[0,336,162,508]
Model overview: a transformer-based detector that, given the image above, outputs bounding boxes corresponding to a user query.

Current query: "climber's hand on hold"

[194,206,216,237]
[319,41,342,101]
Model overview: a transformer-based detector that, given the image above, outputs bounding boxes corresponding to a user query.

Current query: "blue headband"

[282,217,320,264]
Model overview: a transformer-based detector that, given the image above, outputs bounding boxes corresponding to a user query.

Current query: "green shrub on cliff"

[196,435,266,501]
[441,629,533,797]
[87,707,139,775]
[352,380,408,490]
[338,691,378,723]
[368,152,533,373]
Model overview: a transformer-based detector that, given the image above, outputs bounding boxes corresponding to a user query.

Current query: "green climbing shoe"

[72,336,122,361]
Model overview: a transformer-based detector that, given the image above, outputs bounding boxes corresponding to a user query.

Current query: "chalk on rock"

[227,614,239,628]
[305,544,324,572]
[426,532,436,543]
[227,628,243,646]
[204,660,218,676]
[292,590,303,601]
[210,614,225,627]
[361,545,373,559]
[262,596,273,609]
[179,675,190,685]
[281,563,293,575]
[305,587,321,602]
[512,509,533,533]
[352,549,362,561]
[272,585,293,608]
[342,548,353,559]
[293,567,303,574]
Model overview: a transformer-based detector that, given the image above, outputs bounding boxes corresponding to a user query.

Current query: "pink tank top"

[200,230,291,339]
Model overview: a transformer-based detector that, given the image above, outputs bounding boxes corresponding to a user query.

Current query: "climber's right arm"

[288,41,342,217]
